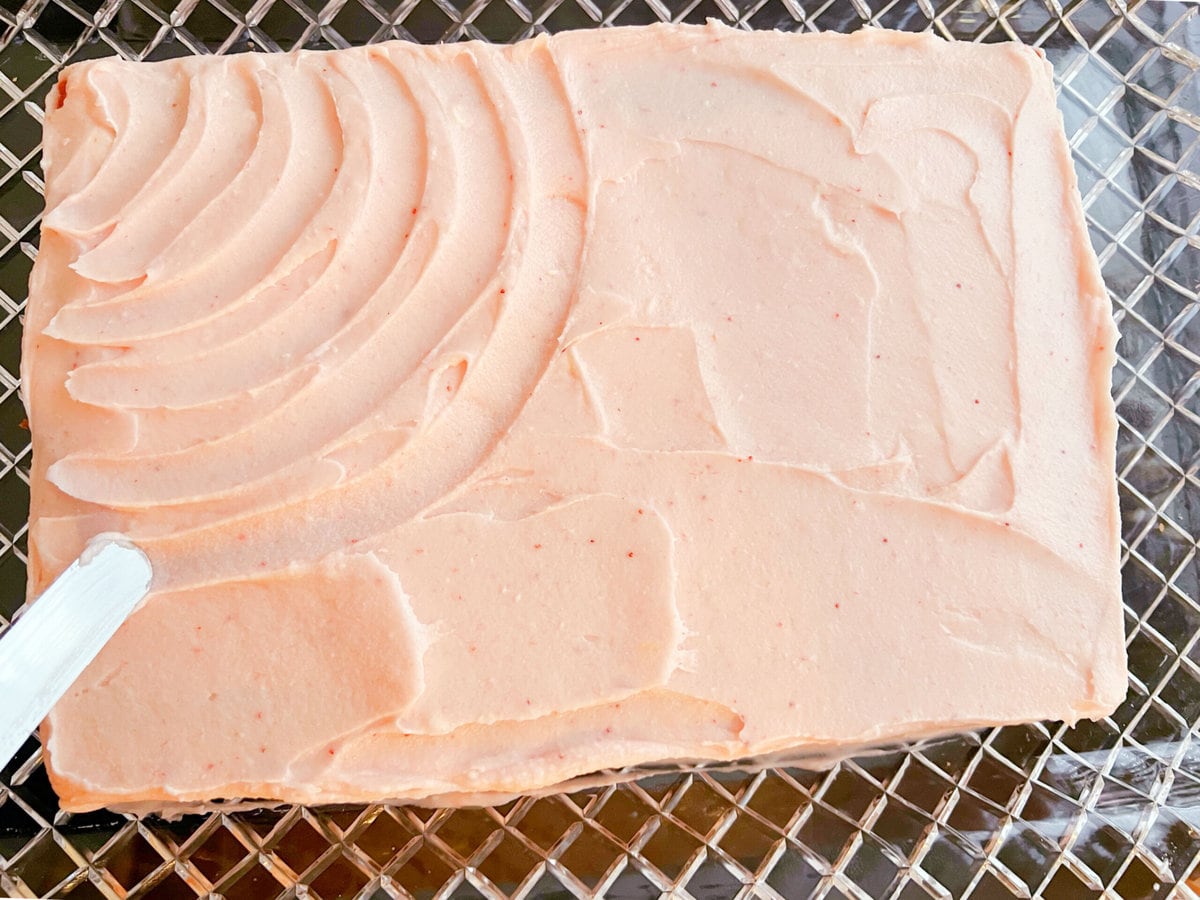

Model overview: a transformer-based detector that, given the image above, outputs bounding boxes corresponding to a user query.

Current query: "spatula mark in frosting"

[44,65,189,240]
[67,67,265,286]
[64,57,431,417]
[162,44,579,583]
[47,66,342,343]
[47,54,511,508]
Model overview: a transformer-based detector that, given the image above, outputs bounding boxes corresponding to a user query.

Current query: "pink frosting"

[23,23,1124,812]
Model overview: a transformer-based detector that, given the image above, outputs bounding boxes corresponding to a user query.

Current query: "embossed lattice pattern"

[0,0,1197,897]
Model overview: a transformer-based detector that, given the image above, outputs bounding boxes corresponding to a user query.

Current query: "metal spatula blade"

[0,536,152,772]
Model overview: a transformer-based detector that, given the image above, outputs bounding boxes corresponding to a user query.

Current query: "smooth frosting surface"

[24,23,1125,812]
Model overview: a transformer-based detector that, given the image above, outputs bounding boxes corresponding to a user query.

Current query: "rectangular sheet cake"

[23,23,1126,811]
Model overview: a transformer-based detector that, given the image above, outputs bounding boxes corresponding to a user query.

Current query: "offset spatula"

[0,537,152,772]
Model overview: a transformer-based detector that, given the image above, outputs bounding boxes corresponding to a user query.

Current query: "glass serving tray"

[0,0,1198,897]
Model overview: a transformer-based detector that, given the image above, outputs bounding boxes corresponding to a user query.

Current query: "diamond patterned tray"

[0,0,1198,897]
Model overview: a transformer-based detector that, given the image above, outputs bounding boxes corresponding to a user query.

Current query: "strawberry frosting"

[23,23,1124,812]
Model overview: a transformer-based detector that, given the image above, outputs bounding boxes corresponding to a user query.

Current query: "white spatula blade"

[0,536,152,772]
